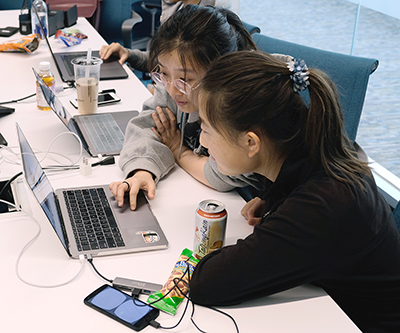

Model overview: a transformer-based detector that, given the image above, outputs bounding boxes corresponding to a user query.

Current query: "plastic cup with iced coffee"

[72,53,103,114]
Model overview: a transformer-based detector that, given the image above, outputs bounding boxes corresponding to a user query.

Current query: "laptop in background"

[33,68,138,156]
[31,3,128,83]
[16,122,168,259]
[54,50,128,83]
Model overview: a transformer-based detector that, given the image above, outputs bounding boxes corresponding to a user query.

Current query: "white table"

[0,10,361,333]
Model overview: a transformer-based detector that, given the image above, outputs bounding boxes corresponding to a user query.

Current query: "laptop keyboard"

[79,114,125,154]
[63,188,125,252]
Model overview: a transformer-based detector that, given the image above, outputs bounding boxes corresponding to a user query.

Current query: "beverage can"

[194,200,227,259]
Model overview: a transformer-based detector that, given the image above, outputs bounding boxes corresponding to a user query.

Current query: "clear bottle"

[36,61,55,111]
[31,0,48,44]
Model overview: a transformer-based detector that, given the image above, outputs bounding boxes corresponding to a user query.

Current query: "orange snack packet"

[0,34,40,53]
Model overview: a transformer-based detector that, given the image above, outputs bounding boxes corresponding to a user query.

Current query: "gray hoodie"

[119,87,262,192]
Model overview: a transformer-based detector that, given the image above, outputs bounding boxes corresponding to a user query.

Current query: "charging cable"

[0,85,72,105]
[0,198,86,288]
[86,253,239,332]
[0,131,83,167]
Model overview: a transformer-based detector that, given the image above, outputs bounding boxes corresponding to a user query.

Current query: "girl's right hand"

[109,170,156,210]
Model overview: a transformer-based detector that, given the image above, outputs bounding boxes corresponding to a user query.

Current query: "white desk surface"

[0,10,361,333]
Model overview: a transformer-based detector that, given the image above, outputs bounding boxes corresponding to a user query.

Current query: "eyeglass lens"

[150,72,192,95]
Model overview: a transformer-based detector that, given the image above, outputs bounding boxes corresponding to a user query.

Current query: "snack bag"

[0,34,40,53]
[147,248,199,315]
[57,35,82,47]
[55,28,87,47]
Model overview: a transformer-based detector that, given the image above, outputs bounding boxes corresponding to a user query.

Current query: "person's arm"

[189,181,353,306]
[99,42,149,71]
[119,89,178,182]
[114,90,178,208]
[126,49,149,72]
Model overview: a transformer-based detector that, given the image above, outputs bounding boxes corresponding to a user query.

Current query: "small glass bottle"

[36,61,55,111]
[31,0,48,45]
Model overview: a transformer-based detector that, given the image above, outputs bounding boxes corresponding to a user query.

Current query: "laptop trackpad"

[109,192,158,229]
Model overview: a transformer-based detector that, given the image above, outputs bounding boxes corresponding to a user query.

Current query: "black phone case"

[84,284,159,331]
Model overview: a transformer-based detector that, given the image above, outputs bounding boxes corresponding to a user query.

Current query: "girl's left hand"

[151,106,181,155]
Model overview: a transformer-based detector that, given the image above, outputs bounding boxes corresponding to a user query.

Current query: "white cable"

[0,199,86,288]
[38,131,83,166]
[0,131,83,168]
[0,145,21,165]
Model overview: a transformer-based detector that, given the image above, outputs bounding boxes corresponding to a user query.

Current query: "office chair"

[98,0,137,45]
[252,33,379,143]
[393,201,400,232]
[0,0,24,10]
[123,0,161,50]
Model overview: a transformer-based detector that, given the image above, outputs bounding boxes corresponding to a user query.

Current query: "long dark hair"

[148,5,256,73]
[200,50,370,187]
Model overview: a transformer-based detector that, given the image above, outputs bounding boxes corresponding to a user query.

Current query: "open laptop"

[54,50,128,83]
[16,122,168,259]
[31,3,128,83]
[34,68,138,156]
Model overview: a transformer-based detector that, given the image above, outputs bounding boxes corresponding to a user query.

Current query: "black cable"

[0,93,36,105]
[91,156,115,167]
[154,258,240,333]
[87,258,113,284]
[156,278,191,330]
[43,156,115,170]
[0,171,22,198]
[0,85,74,105]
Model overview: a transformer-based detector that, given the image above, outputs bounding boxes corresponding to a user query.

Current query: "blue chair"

[98,0,137,45]
[125,0,161,50]
[98,0,161,50]
[0,0,24,10]
[252,33,378,143]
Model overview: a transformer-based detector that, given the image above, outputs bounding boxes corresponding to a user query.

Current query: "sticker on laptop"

[136,231,160,243]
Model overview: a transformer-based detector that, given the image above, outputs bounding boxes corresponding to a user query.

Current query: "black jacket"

[190,153,400,332]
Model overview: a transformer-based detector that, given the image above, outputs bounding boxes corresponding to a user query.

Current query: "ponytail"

[306,68,370,186]
[201,50,370,187]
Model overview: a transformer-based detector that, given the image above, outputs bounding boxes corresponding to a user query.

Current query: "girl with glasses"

[110,5,263,210]
[189,50,400,333]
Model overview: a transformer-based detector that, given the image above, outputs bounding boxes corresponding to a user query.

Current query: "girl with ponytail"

[190,50,400,333]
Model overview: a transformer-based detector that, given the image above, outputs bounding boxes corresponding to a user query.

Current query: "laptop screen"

[16,123,67,250]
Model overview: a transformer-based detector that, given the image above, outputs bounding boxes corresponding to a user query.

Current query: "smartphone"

[70,91,121,108]
[84,284,159,331]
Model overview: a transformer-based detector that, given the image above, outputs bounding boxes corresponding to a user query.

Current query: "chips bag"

[147,248,199,315]
[0,34,40,53]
